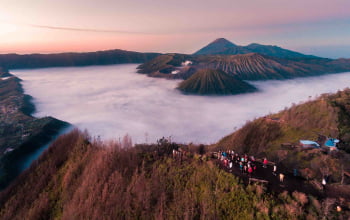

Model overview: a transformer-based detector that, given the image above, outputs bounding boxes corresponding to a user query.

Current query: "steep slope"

[194,38,237,55]
[214,89,350,181]
[195,53,310,80]
[177,68,257,95]
[0,77,69,188]
[0,130,342,219]
[0,49,160,70]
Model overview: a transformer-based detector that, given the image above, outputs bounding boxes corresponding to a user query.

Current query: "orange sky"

[1,0,350,57]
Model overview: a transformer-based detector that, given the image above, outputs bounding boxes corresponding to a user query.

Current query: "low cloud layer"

[13,65,350,144]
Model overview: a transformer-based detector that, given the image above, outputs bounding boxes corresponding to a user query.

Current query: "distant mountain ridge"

[0,49,161,70]
[138,52,350,81]
[194,38,318,59]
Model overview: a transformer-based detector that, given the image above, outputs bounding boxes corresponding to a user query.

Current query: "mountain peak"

[212,38,236,46]
[247,43,262,47]
[194,38,236,55]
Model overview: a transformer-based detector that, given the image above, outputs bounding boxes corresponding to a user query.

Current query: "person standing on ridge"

[279,173,284,183]
[322,177,326,190]
[273,165,277,176]
[293,168,298,177]
[248,165,253,177]
[263,158,268,168]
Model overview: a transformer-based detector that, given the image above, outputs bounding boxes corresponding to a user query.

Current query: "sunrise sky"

[1,0,350,58]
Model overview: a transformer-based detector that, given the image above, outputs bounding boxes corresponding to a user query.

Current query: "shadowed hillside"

[0,77,69,188]
[0,68,11,78]
[1,130,347,219]
[177,68,257,95]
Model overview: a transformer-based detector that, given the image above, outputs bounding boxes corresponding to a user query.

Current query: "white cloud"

[12,64,350,144]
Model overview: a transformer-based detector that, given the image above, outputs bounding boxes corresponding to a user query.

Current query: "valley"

[1,39,350,219]
[2,0,350,219]
[12,64,350,144]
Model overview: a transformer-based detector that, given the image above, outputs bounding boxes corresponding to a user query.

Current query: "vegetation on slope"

[0,77,69,188]
[0,130,343,220]
[177,68,257,95]
[328,89,350,152]
[215,89,350,182]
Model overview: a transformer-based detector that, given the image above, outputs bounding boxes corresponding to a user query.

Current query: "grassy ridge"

[0,130,340,219]
[215,90,350,181]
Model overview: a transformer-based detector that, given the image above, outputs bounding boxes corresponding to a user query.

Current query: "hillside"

[194,38,242,55]
[0,77,69,188]
[177,68,257,95]
[0,49,160,70]
[245,43,316,59]
[194,38,318,59]
[137,53,192,77]
[214,89,350,182]
[0,130,347,219]
[138,52,350,81]
[195,53,314,80]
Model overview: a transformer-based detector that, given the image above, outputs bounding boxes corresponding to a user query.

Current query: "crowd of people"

[173,148,328,188]
[217,150,331,188]
[217,150,286,183]
[218,150,260,177]
[214,150,346,215]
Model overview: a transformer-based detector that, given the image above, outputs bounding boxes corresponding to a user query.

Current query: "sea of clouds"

[12,64,350,144]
